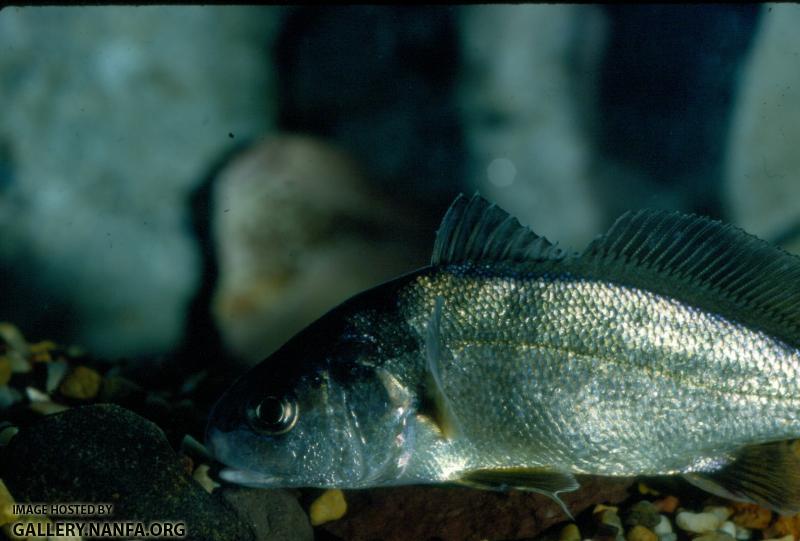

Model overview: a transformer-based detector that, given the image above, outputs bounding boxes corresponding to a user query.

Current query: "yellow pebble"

[28,341,56,354]
[309,489,347,526]
[0,358,11,387]
[560,523,581,541]
[29,341,56,363]
[0,324,28,355]
[3,515,56,540]
[59,366,101,400]
[0,479,16,526]
[593,504,619,515]
[627,525,658,541]
[638,482,660,496]
[192,464,221,494]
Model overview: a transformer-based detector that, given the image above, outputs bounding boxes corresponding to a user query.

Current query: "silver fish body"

[397,263,800,480]
[207,194,800,512]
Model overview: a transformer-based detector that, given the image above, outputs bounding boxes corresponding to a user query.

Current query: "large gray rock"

[0,7,281,357]
[1,404,254,541]
[725,4,800,243]
[458,5,608,249]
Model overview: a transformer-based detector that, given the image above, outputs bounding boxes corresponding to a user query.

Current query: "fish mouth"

[218,467,283,488]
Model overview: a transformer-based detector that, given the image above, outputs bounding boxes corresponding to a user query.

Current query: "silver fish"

[207,193,800,513]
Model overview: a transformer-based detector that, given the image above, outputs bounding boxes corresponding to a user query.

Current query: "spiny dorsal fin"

[579,209,800,349]
[432,193,565,266]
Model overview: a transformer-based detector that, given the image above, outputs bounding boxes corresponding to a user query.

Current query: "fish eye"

[246,395,299,436]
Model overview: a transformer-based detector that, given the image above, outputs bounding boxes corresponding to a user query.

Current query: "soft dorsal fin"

[431,193,565,266]
[578,209,800,349]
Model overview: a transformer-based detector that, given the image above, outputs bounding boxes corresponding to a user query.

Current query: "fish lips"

[218,467,283,488]
[206,426,289,487]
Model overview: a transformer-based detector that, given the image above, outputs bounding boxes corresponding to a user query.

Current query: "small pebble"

[731,502,772,530]
[653,515,673,536]
[0,479,15,526]
[0,387,22,408]
[25,386,49,402]
[638,482,661,496]
[560,523,581,541]
[594,504,620,514]
[627,525,658,541]
[0,424,18,446]
[596,507,625,541]
[626,500,661,528]
[734,526,752,540]
[29,400,70,415]
[46,360,69,393]
[654,496,679,514]
[59,365,102,400]
[676,511,721,534]
[0,323,28,355]
[694,532,735,541]
[192,464,220,494]
[5,351,30,374]
[29,340,56,362]
[0,357,11,386]
[704,506,733,522]
[310,489,347,526]
[719,521,737,538]
[659,534,677,541]
[98,375,142,402]
[765,515,800,540]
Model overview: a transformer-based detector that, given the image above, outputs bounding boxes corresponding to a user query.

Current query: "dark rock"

[625,500,661,529]
[318,476,633,541]
[0,403,253,541]
[221,487,313,541]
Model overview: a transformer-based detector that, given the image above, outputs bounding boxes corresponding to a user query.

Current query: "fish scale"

[399,266,800,477]
[207,193,800,513]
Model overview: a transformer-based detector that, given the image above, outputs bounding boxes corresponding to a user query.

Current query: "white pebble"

[704,506,733,522]
[676,511,721,534]
[659,533,678,541]
[654,515,673,536]
[735,526,752,541]
[719,521,737,538]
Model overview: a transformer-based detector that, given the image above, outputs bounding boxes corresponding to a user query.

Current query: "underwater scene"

[2,4,800,541]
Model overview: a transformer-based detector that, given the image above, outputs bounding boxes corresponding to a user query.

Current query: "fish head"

[206,316,416,489]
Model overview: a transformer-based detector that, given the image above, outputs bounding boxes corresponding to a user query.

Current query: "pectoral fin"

[459,467,579,519]
[421,296,460,439]
[683,440,800,515]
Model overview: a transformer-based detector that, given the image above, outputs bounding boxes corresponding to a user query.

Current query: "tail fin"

[683,440,800,515]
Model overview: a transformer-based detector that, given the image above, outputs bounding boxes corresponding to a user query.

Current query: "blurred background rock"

[724,4,800,252]
[0,4,795,366]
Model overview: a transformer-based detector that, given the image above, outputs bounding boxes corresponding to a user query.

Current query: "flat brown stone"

[320,476,634,541]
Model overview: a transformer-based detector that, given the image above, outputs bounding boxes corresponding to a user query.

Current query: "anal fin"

[459,467,579,519]
[683,440,800,515]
